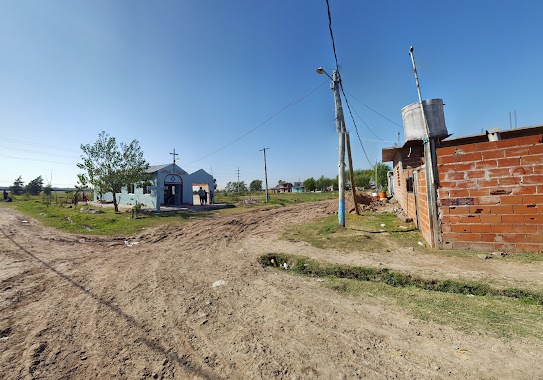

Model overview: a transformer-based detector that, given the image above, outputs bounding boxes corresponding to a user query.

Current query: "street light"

[317,67,346,227]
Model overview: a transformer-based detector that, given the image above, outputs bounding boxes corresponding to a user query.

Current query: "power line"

[0,153,76,166]
[340,99,387,143]
[0,137,81,153]
[325,0,340,70]
[185,80,328,165]
[344,90,403,128]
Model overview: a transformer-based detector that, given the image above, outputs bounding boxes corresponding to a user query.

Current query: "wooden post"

[346,133,360,215]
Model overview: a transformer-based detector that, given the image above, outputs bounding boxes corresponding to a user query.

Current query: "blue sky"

[1,0,542,189]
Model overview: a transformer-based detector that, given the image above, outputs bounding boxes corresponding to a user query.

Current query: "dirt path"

[1,205,542,379]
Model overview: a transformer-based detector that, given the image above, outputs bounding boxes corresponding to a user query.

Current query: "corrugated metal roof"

[146,163,187,175]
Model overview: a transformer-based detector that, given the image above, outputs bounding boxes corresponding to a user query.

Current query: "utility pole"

[260,148,270,202]
[317,67,346,227]
[409,46,440,248]
[332,70,346,227]
[237,167,240,194]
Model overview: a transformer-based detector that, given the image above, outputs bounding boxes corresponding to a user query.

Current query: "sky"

[1,0,542,189]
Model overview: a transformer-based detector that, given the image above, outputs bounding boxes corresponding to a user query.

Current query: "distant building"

[95,163,214,207]
[291,182,304,193]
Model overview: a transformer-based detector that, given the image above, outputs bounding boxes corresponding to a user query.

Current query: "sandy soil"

[1,203,542,379]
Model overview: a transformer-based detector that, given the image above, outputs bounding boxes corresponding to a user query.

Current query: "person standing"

[2,190,7,200]
[203,190,208,205]
[197,187,205,205]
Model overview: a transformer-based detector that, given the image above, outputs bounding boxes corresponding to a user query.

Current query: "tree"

[249,179,263,192]
[316,176,332,191]
[224,181,248,193]
[303,177,316,192]
[10,176,24,195]
[373,163,391,190]
[347,169,372,189]
[77,131,149,212]
[25,176,43,195]
[43,184,52,196]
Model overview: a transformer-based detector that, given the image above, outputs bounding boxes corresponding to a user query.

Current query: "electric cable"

[325,0,340,70]
[185,80,328,165]
[344,90,403,128]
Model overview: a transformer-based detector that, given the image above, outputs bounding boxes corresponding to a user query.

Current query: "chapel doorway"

[164,175,183,205]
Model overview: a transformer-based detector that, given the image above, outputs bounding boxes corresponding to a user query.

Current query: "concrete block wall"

[437,134,543,252]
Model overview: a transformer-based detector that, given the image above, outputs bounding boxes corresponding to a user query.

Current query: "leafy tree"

[25,176,43,195]
[316,176,332,191]
[77,131,149,212]
[277,179,285,187]
[373,163,391,190]
[303,177,316,192]
[10,176,24,195]
[249,179,263,192]
[224,181,248,193]
[43,184,53,196]
[347,169,372,189]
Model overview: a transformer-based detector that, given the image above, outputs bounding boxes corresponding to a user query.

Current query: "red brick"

[501,215,526,223]
[476,160,497,169]
[500,195,524,205]
[527,235,543,243]
[490,205,514,214]
[456,182,473,189]
[451,241,473,250]
[505,146,530,157]
[487,168,510,177]
[501,234,527,243]
[437,146,457,156]
[521,156,543,165]
[441,215,461,223]
[496,135,543,148]
[499,177,521,186]
[525,215,543,224]
[449,189,470,197]
[477,179,499,188]
[523,175,543,185]
[451,224,471,233]
[441,232,462,242]
[523,195,543,204]
[474,141,498,151]
[459,215,481,223]
[438,155,460,165]
[469,189,490,197]
[439,181,457,189]
[454,163,476,171]
[511,186,537,195]
[447,172,467,181]
[469,206,491,214]
[461,233,482,242]
[497,157,521,167]
[470,224,492,233]
[528,145,543,155]
[479,215,502,223]
[513,204,539,214]
[448,206,471,215]
[461,152,483,162]
[481,150,505,160]
[492,224,537,234]
[438,189,449,198]
[532,165,543,175]
[466,170,486,179]
[480,233,497,242]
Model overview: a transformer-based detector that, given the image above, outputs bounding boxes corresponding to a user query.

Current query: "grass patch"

[259,253,543,305]
[260,253,543,339]
[282,213,424,252]
[1,199,210,236]
[215,191,337,206]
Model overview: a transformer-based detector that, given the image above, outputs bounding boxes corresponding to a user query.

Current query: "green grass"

[282,212,425,252]
[1,198,209,235]
[260,253,543,340]
[215,191,337,206]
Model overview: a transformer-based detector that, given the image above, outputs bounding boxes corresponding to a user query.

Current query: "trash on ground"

[21,220,29,224]
[380,223,386,227]
[283,262,289,270]
[417,241,425,247]
[124,240,140,247]
[212,280,226,288]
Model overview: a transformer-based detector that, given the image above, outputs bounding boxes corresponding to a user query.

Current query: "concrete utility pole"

[317,67,346,227]
[260,148,270,202]
[237,167,240,194]
[409,46,440,248]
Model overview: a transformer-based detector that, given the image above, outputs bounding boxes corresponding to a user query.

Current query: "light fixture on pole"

[317,66,346,227]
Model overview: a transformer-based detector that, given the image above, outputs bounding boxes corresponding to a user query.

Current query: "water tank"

[401,99,448,143]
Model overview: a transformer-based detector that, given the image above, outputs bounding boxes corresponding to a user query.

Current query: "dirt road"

[1,204,542,379]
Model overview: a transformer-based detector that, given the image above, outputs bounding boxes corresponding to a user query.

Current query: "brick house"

[383,125,543,252]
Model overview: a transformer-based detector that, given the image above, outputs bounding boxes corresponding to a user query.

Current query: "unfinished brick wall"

[391,146,424,227]
[437,134,543,252]
[415,169,433,245]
